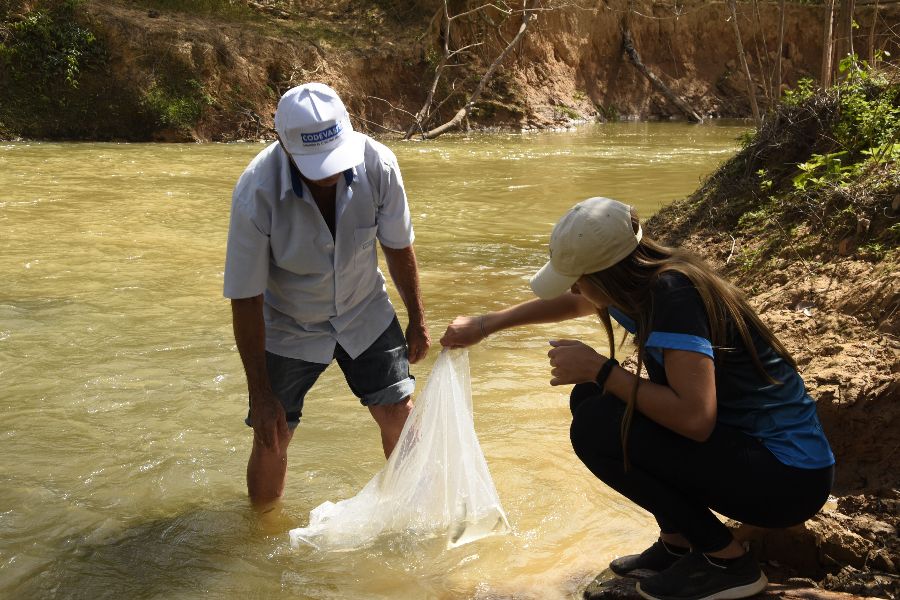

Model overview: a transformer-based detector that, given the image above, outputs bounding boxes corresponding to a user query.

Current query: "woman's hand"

[548,339,608,386]
[440,315,487,348]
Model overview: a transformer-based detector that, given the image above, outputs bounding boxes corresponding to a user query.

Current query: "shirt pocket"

[354,225,378,268]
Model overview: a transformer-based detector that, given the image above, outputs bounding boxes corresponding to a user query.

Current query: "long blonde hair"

[587,210,795,465]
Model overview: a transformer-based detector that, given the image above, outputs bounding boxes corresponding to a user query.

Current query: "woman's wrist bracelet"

[595,357,619,391]
[478,315,488,338]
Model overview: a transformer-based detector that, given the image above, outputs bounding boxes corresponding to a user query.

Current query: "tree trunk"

[821,0,837,87]
[867,0,880,66]
[833,0,856,78]
[775,0,786,101]
[621,26,703,123]
[750,0,772,104]
[726,0,761,126]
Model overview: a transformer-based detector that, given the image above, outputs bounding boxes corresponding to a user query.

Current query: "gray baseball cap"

[530,197,642,299]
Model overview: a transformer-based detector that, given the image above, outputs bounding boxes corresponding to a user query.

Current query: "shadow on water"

[8,500,532,599]
[8,501,297,600]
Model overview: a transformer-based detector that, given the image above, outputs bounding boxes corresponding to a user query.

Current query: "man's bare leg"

[369,397,414,459]
[247,428,295,510]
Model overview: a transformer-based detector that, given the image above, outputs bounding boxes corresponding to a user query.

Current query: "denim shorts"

[245,317,416,429]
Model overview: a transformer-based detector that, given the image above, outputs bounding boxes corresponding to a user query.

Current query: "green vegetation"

[786,56,899,193]
[0,0,102,88]
[290,21,357,49]
[129,0,254,19]
[670,59,899,271]
[0,0,110,136]
[0,2,101,95]
[596,103,620,122]
[142,80,213,132]
[0,0,218,138]
[359,0,434,25]
[469,71,528,122]
[471,99,527,121]
[555,105,581,120]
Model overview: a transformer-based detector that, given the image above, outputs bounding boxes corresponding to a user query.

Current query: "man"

[224,82,430,507]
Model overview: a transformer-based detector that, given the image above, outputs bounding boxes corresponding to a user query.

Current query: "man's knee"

[369,397,413,429]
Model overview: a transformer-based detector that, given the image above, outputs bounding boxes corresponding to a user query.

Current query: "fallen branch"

[367,95,419,121]
[420,0,535,139]
[352,114,406,136]
[620,26,704,123]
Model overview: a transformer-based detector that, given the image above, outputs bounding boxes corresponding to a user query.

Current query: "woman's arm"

[607,349,717,441]
[440,293,596,348]
[548,342,718,442]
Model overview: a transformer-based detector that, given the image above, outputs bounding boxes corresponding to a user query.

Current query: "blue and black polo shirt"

[608,271,834,470]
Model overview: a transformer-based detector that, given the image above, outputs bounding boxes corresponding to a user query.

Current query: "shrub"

[0,0,103,91]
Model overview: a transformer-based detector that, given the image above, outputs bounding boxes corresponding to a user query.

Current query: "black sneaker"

[636,551,768,600]
[609,539,689,576]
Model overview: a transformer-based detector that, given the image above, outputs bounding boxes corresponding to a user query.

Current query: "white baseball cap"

[274,83,365,180]
[530,197,643,299]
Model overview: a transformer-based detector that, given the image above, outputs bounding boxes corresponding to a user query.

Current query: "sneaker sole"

[635,572,768,600]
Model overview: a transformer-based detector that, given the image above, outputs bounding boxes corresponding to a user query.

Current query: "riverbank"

[2,0,898,141]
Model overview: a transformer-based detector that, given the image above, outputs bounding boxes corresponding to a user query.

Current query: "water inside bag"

[289,349,511,551]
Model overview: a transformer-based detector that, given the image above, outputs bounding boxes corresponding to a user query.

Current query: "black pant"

[569,383,834,553]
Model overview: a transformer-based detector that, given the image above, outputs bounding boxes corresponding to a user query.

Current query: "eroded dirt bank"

[4,0,898,141]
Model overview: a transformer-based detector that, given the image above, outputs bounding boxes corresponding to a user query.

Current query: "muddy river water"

[0,122,747,599]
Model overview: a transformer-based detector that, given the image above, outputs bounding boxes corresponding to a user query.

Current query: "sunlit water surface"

[0,122,747,599]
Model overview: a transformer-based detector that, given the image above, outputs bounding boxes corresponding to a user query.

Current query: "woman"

[441,197,834,600]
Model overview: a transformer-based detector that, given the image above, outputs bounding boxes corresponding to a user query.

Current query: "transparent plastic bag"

[289,349,511,551]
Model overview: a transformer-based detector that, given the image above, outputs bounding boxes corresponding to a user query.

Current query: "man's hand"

[548,339,608,386]
[406,320,431,364]
[249,390,290,450]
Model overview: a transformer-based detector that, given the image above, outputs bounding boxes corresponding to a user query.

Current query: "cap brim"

[291,131,365,180]
[530,260,578,299]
